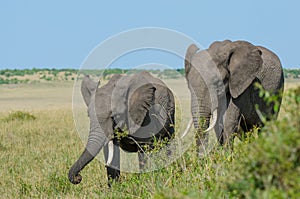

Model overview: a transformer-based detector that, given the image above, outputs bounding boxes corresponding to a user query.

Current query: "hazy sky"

[1,0,299,69]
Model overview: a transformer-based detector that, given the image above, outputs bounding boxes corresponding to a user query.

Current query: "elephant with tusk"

[68,71,176,186]
[185,40,284,150]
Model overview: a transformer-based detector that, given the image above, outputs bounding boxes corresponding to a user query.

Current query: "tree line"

[283,68,300,79]
[0,68,299,84]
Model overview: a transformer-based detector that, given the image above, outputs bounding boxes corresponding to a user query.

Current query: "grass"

[0,82,74,111]
[0,80,299,198]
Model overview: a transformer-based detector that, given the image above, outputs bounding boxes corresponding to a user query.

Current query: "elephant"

[184,40,284,149]
[68,71,175,185]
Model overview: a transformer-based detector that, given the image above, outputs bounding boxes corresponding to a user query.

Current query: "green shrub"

[0,77,10,84]
[3,111,37,122]
[12,69,25,76]
[9,78,19,84]
[21,79,30,83]
[64,72,73,77]
[212,87,300,198]
[4,72,11,78]
[50,69,59,76]
[45,77,52,81]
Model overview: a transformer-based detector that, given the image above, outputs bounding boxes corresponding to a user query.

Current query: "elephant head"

[185,40,264,146]
[208,40,263,98]
[69,72,175,184]
[110,72,157,134]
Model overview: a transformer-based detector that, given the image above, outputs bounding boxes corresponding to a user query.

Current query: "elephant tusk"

[106,140,114,166]
[180,118,193,139]
[204,109,217,133]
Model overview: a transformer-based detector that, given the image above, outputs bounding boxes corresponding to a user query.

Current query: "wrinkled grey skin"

[185,40,284,149]
[69,72,175,185]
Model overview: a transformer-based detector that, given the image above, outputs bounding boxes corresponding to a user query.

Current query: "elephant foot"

[107,175,120,188]
[105,165,120,187]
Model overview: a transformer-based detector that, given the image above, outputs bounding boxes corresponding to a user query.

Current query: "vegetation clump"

[154,87,300,198]
[2,111,37,122]
[211,87,300,198]
[284,68,300,79]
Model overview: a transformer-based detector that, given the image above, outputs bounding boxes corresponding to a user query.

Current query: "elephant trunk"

[191,95,211,152]
[189,78,226,146]
[69,131,108,184]
[190,85,212,132]
[68,149,94,184]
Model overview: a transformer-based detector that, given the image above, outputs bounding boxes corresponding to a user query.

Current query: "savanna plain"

[0,72,300,198]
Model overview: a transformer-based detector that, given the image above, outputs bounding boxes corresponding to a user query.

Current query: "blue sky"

[0,0,299,69]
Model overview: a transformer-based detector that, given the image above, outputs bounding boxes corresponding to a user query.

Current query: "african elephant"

[68,71,175,185]
[185,40,284,149]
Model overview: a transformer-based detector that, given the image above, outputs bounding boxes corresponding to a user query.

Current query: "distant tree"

[284,68,300,79]
[4,71,11,78]
[10,78,19,84]
[50,69,59,76]
[176,68,185,76]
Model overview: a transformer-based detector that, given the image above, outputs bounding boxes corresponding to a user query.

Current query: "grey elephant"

[185,40,284,149]
[68,71,175,185]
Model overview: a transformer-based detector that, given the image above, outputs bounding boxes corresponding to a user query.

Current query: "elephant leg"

[103,139,120,187]
[223,99,241,149]
[138,150,147,171]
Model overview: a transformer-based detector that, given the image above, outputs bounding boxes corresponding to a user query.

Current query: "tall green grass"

[0,87,299,198]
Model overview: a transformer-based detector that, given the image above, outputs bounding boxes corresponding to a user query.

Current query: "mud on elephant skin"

[185,40,284,150]
[68,71,175,185]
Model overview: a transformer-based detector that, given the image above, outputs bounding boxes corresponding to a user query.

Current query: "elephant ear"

[228,45,263,98]
[185,44,199,76]
[128,83,156,128]
[81,75,98,107]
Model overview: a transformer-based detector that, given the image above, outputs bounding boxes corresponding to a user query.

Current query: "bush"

[213,87,300,198]
[12,69,25,76]
[0,77,10,84]
[50,69,59,76]
[2,111,37,122]
[45,77,52,81]
[4,72,11,78]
